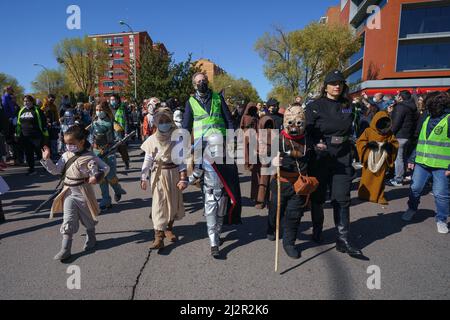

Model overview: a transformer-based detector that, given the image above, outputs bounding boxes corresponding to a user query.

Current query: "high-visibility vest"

[416,115,450,169]
[114,106,126,132]
[16,106,49,137]
[189,92,226,142]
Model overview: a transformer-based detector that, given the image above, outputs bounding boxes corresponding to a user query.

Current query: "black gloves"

[381,142,393,154]
[366,141,379,150]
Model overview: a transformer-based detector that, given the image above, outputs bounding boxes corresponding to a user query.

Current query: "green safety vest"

[114,106,126,131]
[190,92,226,141]
[16,106,49,137]
[416,115,450,169]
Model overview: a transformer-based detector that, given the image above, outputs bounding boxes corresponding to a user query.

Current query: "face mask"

[25,102,33,109]
[96,111,107,119]
[158,123,172,133]
[66,144,79,153]
[110,101,117,108]
[197,81,209,94]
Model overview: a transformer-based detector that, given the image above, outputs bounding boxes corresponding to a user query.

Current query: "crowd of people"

[0,70,448,262]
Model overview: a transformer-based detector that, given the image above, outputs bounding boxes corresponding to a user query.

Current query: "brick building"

[89,31,167,97]
[195,59,225,83]
[322,0,450,95]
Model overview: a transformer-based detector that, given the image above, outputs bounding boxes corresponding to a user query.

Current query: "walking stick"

[275,163,281,272]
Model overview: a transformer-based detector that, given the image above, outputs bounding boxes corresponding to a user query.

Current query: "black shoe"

[26,169,36,176]
[312,230,323,244]
[100,204,112,211]
[125,162,130,170]
[0,215,5,224]
[267,233,276,241]
[336,240,362,257]
[114,194,122,203]
[211,246,220,258]
[283,245,300,259]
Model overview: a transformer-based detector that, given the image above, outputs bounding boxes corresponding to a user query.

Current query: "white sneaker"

[402,209,417,222]
[437,222,449,234]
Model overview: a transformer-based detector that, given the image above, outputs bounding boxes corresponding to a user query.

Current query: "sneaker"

[402,209,417,222]
[387,179,403,187]
[437,222,449,234]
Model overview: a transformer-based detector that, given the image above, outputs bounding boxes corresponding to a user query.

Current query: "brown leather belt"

[277,171,300,184]
[159,163,178,170]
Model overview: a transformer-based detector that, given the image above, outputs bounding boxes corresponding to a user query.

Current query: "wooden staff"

[275,161,281,272]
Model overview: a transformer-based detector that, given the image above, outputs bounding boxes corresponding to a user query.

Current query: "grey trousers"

[61,189,97,236]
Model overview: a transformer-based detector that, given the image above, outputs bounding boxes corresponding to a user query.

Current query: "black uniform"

[306,96,360,254]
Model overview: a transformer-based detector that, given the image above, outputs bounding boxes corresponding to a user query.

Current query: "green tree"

[31,68,72,98]
[54,36,109,96]
[168,54,202,104]
[0,73,25,102]
[255,23,360,98]
[210,73,260,107]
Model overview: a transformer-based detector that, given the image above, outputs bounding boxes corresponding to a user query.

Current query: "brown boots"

[150,230,165,250]
[164,221,178,243]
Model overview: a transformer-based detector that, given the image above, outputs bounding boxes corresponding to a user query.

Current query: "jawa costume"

[141,108,186,250]
[41,150,110,261]
[357,111,399,205]
[267,106,312,259]
[250,115,275,209]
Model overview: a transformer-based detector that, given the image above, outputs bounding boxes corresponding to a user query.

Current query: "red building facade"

[89,31,166,97]
[324,0,450,95]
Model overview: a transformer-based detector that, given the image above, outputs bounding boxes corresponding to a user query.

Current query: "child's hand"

[408,163,415,171]
[272,152,283,167]
[141,180,148,191]
[88,176,98,185]
[445,171,450,177]
[177,181,188,191]
[42,146,51,161]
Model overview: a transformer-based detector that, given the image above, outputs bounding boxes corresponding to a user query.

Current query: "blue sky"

[0,0,337,99]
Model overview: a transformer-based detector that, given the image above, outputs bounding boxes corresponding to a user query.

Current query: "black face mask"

[197,82,209,94]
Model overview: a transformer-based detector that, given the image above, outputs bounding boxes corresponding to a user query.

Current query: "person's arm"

[220,95,235,130]
[41,152,67,175]
[182,101,194,133]
[141,153,154,181]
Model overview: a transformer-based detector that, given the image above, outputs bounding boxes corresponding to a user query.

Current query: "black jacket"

[391,99,418,139]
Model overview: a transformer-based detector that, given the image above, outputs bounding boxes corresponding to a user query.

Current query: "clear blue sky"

[0,0,337,99]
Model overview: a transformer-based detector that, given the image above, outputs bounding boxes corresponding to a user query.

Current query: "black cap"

[324,70,346,84]
[266,98,279,107]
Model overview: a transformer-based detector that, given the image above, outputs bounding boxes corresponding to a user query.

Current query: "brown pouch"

[293,174,319,196]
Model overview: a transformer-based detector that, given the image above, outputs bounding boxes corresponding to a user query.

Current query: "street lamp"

[119,20,138,102]
[33,63,51,94]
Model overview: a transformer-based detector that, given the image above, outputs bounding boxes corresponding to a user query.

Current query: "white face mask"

[66,144,79,153]
[158,123,172,133]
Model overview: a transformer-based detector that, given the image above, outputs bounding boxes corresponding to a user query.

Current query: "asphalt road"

[0,144,448,300]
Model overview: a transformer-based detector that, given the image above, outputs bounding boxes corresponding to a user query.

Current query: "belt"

[159,163,178,170]
[277,170,299,184]
[64,181,86,187]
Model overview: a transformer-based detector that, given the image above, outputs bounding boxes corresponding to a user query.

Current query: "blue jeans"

[408,164,450,223]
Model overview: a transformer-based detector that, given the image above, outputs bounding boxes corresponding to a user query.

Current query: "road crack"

[130,249,152,300]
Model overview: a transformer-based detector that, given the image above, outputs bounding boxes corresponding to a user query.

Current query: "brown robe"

[356,111,399,205]
[250,116,275,206]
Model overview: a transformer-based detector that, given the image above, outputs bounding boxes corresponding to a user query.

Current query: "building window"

[399,2,450,38]
[104,38,113,46]
[114,69,126,76]
[113,59,125,66]
[346,67,363,89]
[397,40,450,71]
[349,33,365,66]
[114,37,124,45]
[114,49,124,56]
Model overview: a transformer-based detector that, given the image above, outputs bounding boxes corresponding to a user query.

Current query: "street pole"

[33,63,51,94]
[119,20,138,102]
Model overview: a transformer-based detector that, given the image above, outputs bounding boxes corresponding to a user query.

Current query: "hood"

[258,115,275,130]
[370,111,392,135]
[243,102,258,118]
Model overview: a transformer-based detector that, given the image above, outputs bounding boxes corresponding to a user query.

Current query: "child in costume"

[140,107,187,250]
[356,111,399,205]
[91,101,127,211]
[41,125,110,261]
[269,105,312,259]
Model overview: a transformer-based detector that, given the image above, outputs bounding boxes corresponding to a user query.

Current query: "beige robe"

[141,136,185,231]
[42,152,110,221]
